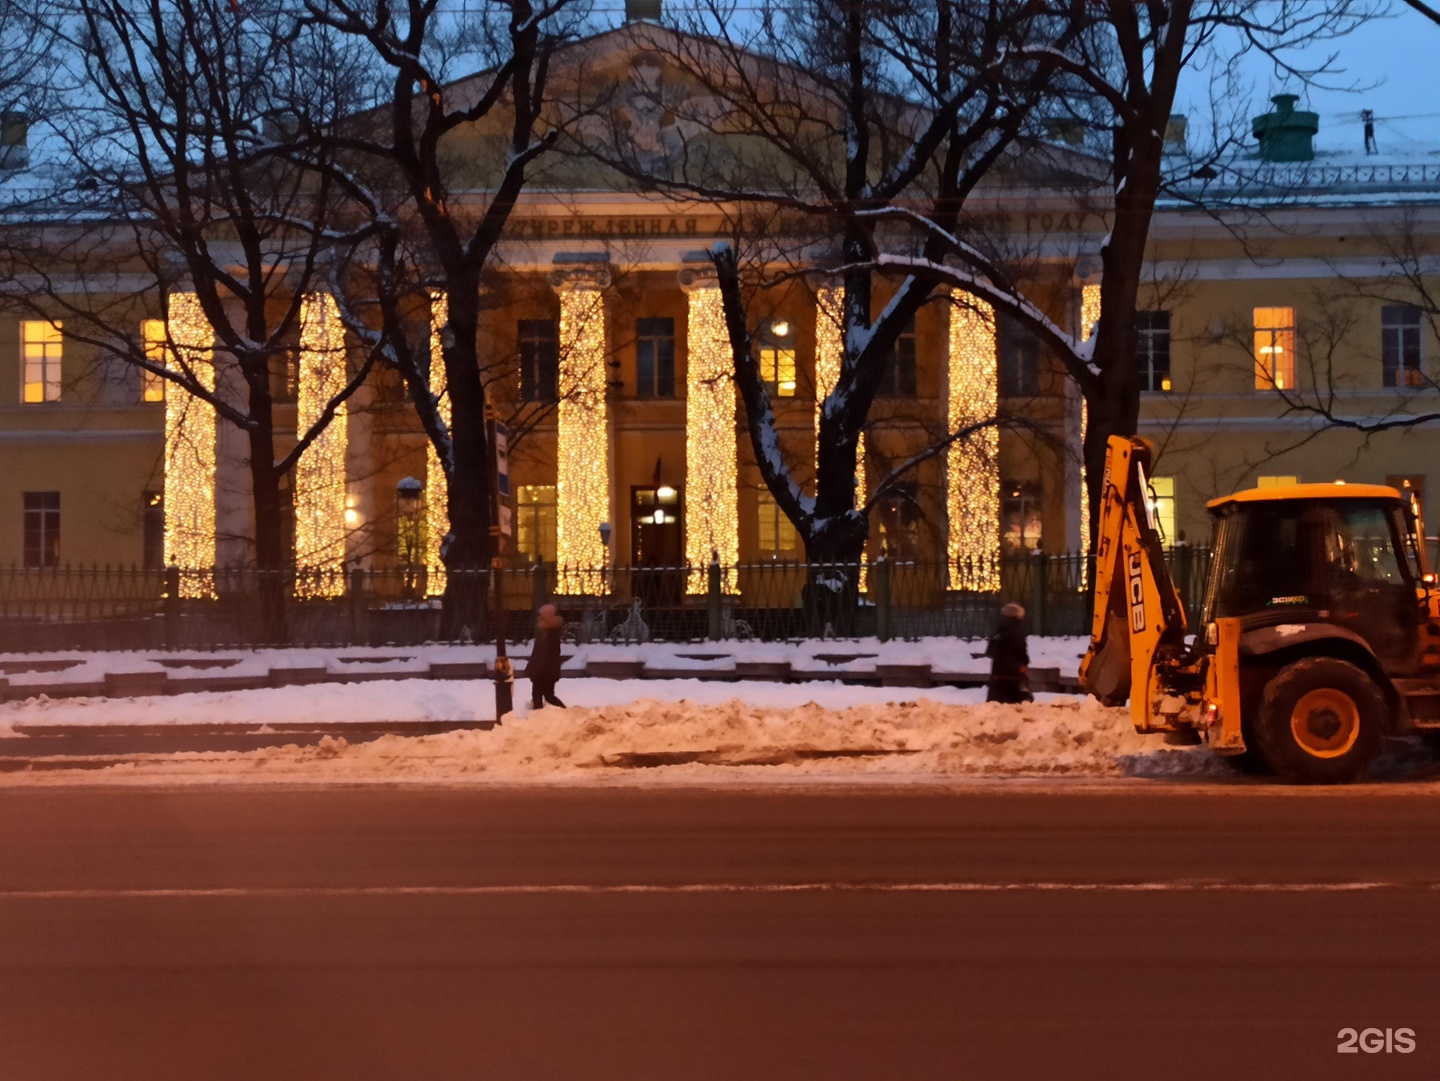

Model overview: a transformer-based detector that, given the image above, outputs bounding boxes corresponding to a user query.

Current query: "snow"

[0,637,1092,688]
[0,673,1224,784]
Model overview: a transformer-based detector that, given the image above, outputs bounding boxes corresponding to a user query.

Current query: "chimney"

[1163,114,1187,156]
[1043,117,1085,147]
[0,112,29,171]
[1252,93,1319,163]
[625,0,662,22]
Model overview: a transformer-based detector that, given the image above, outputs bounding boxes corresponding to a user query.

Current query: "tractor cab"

[1201,483,1429,673]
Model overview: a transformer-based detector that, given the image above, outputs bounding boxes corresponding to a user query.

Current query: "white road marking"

[0,880,1429,900]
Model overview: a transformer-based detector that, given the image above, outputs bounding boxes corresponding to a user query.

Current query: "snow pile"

[5,692,1224,784]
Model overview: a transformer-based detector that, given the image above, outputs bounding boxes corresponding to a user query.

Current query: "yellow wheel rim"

[1290,688,1361,759]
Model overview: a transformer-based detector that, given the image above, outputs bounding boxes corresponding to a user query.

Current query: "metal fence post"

[1031,549,1049,636]
[707,558,722,641]
[164,564,181,649]
[348,566,366,646]
[873,557,892,642]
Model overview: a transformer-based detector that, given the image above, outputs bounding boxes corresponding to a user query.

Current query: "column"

[163,291,217,597]
[295,292,348,596]
[679,266,739,593]
[425,291,451,595]
[945,296,1000,590]
[1074,283,1101,560]
[550,266,611,592]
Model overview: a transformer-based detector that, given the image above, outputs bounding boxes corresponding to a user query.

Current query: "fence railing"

[0,548,1214,652]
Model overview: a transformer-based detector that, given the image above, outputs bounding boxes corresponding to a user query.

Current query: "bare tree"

[1,0,382,636]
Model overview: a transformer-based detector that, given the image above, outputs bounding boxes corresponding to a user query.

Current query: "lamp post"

[598,520,612,598]
[395,476,424,600]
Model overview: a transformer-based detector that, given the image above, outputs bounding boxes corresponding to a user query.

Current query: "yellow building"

[1,27,1437,583]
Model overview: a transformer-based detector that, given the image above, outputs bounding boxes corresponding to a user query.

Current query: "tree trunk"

[436,276,494,641]
[247,422,289,645]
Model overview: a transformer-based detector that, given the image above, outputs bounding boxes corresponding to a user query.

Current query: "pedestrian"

[528,603,567,710]
[984,602,1033,704]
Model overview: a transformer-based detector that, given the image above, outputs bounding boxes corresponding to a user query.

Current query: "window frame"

[876,319,918,399]
[1253,307,1296,392]
[998,314,1042,398]
[23,490,60,568]
[756,487,800,558]
[518,319,560,403]
[21,320,63,404]
[634,317,676,399]
[515,484,558,564]
[1136,310,1172,393]
[1381,304,1424,389]
[140,319,167,403]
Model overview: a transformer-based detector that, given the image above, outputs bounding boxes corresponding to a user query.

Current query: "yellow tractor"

[1080,436,1440,783]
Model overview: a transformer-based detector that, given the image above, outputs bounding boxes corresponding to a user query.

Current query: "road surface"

[0,783,1437,1079]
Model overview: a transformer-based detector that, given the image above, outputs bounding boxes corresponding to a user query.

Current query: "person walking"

[528,603,567,710]
[984,602,1033,704]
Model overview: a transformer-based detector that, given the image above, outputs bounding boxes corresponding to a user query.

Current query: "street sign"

[494,422,510,497]
[499,504,513,537]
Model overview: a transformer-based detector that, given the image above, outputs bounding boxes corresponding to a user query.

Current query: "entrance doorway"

[631,485,683,605]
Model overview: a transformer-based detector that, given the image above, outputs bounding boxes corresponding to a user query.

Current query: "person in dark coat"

[528,603,567,709]
[984,602,1033,704]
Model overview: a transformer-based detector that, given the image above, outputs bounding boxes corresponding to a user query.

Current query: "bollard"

[873,557,892,642]
[707,559,723,640]
[348,566,366,646]
[1030,548,1049,637]
[164,564,181,649]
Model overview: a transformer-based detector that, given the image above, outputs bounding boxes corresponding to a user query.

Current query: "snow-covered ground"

[0,674,1225,785]
[0,636,1091,689]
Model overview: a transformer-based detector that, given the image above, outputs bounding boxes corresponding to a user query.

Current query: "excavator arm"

[1079,437,1191,729]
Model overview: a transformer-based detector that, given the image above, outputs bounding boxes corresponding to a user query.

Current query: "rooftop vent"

[625,0,662,21]
[0,112,29,171]
[1252,94,1318,163]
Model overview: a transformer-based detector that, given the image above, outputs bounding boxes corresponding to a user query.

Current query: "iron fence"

[0,548,1215,652]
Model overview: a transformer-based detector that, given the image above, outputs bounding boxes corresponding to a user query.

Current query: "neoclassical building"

[2,22,1438,585]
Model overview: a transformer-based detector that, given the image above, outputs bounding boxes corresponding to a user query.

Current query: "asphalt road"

[1,783,1438,1080]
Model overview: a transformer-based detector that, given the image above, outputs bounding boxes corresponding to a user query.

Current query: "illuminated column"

[1077,283,1100,560]
[945,297,1000,591]
[425,291,451,595]
[294,293,348,595]
[679,267,739,593]
[163,292,217,597]
[550,266,611,592]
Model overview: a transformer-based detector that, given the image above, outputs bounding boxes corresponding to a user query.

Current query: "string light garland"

[425,291,451,596]
[553,272,610,593]
[163,292,216,598]
[814,284,865,581]
[681,274,739,593]
[946,296,1000,591]
[1079,284,1100,563]
[294,293,349,597]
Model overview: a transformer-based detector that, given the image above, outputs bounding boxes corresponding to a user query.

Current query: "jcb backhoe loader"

[1080,435,1440,783]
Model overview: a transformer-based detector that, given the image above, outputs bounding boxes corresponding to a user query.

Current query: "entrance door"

[631,486,683,605]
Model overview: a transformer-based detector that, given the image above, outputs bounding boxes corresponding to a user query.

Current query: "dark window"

[1382,304,1424,388]
[876,482,923,559]
[998,314,1041,397]
[271,350,299,404]
[877,319,917,398]
[143,491,164,570]
[23,491,59,568]
[519,319,559,403]
[1136,310,1172,393]
[635,317,675,398]
[1001,481,1042,552]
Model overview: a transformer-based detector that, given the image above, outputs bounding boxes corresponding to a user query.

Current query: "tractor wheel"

[1255,658,1386,784]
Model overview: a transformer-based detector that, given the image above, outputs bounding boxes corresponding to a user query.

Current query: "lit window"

[1382,304,1424,389]
[1253,307,1295,391]
[1001,481,1042,552]
[140,319,166,402]
[1147,475,1176,543]
[516,484,557,563]
[23,491,60,567]
[1256,475,1298,489]
[21,320,62,403]
[1136,310,1172,393]
[876,482,923,559]
[760,346,796,397]
[756,488,799,557]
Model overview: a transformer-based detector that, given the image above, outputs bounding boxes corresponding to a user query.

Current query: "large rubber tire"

[1255,658,1386,784]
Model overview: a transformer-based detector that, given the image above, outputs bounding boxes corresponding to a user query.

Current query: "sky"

[1174,4,1440,158]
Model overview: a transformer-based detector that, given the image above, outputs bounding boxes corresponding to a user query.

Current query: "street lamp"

[395,476,424,600]
[598,520,612,596]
